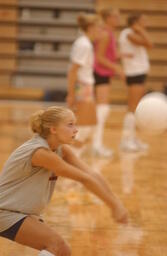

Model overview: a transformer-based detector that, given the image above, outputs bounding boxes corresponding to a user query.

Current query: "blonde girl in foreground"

[0,106,128,256]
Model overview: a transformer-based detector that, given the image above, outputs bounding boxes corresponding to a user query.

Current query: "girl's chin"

[69,138,76,144]
[62,139,73,144]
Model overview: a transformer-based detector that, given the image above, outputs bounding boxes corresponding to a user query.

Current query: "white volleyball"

[135,92,167,135]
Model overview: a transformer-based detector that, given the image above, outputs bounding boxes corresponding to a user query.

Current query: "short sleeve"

[23,136,50,173]
[71,41,90,66]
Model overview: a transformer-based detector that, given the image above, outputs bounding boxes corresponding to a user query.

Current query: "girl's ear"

[50,126,57,135]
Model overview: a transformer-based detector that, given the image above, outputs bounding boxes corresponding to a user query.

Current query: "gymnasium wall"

[0,0,18,88]
[0,0,94,100]
[0,0,166,103]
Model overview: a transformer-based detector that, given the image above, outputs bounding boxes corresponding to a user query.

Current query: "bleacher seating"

[0,0,17,89]
[11,0,94,100]
[0,0,166,102]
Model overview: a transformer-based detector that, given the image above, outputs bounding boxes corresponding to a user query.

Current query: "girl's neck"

[84,31,93,42]
[46,136,60,151]
[104,23,115,31]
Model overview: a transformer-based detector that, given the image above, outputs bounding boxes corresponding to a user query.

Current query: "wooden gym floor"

[0,101,166,256]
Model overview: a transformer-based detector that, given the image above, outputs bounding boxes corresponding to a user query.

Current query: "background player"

[119,14,153,151]
[93,8,125,156]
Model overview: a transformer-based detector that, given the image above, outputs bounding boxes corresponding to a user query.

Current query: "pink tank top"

[94,28,117,77]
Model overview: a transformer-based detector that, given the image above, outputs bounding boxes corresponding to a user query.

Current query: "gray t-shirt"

[0,134,60,232]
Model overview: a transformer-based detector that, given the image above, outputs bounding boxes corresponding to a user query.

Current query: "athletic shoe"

[134,138,149,151]
[120,139,140,152]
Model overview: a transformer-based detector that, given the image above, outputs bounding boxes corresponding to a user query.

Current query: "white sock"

[38,250,55,256]
[92,104,110,149]
[122,112,136,140]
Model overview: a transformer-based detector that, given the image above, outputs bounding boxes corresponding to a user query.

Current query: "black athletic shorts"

[0,217,44,241]
[126,74,147,86]
[0,216,27,241]
[94,71,110,86]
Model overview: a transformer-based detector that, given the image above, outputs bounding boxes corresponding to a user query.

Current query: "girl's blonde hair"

[77,13,98,32]
[30,106,73,138]
[99,8,118,21]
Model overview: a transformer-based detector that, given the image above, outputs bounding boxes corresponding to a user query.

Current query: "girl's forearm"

[94,172,117,198]
[67,64,79,96]
[138,29,153,48]
[68,73,76,96]
[97,55,118,71]
[84,172,119,209]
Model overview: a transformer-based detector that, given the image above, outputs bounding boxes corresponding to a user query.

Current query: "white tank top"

[119,28,150,76]
[0,135,60,232]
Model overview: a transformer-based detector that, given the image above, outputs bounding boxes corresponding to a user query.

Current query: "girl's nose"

[74,127,78,134]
